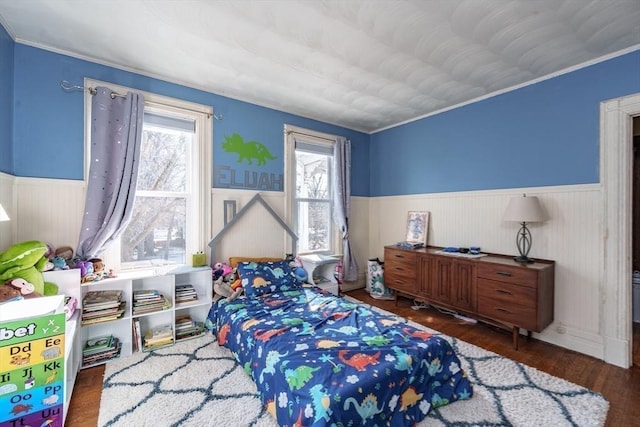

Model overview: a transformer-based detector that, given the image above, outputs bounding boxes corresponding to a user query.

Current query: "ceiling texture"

[0,0,639,133]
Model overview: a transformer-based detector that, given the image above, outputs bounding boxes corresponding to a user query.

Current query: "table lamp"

[503,194,547,263]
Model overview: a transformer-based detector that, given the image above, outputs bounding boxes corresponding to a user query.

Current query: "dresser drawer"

[385,247,416,264]
[384,258,416,280]
[384,249,416,274]
[383,248,417,292]
[478,294,537,329]
[477,263,537,287]
[477,278,538,330]
[384,271,415,291]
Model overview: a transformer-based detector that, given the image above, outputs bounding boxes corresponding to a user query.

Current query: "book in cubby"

[82,333,122,366]
[175,314,205,342]
[132,289,172,315]
[143,323,174,351]
[175,283,198,304]
[132,318,143,352]
[82,289,125,325]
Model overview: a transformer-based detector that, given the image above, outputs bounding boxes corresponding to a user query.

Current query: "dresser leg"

[512,326,519,350]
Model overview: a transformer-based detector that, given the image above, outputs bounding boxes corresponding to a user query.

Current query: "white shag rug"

[98,305,609,427]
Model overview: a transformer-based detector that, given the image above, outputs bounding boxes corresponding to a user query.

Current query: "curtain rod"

[59,80,221,120]
[285,128,337,142]
[61,80,125,99]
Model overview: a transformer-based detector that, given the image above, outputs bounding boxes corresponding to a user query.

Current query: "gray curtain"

[77,87,144,260]
[332,137,359,281]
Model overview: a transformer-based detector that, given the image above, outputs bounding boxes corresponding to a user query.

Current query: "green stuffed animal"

[0,240,58,296]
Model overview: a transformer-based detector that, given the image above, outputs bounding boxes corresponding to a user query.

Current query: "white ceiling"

[0,0,639,133]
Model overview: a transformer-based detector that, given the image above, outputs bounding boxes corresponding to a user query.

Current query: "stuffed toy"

[213,275,243,302]
[285,254,308,283]
[223,271,243,291]
[44,242,56,259]
[55,246,74,265]
[4,278,41,299]
[0,280,23,303]
[0,240,58,296]
[78,261,97,283]
[52,256,69,270]
[293,266,308,283]
[77,260,90,278]
[89,258,106,280]
[213,262,233,280]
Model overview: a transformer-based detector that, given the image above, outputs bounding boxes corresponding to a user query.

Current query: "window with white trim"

[285,125,339,255]
[85,80,212,273]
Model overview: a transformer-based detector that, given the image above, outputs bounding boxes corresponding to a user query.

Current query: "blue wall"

[4,23,640,199]
[0,24,13,174]
[370,51,640,196]
[10,44,370,196]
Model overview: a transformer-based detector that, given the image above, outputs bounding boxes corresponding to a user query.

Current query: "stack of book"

[175,315,205,341]
[143,323,174,351]
[82,334,122,366]
[132,318,143,352]
[132,289,171,315]
[82,290,126,325]
[396,241,425,249]
[175,284,198,304]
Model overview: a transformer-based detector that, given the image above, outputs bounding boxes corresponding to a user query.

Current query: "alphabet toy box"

[0,296,65,427]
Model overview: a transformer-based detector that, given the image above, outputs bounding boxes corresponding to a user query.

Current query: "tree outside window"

[296,151,332,253]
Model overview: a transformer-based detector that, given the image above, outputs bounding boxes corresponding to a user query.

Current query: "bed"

[207,260,473,426]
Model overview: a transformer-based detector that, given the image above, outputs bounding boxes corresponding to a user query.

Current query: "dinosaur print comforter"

[208,286,473,426]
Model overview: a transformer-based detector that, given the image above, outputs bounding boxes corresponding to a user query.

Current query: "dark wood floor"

[66,289,640,426]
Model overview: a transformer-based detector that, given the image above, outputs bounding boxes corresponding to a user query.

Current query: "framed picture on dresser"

[405,211,429,245]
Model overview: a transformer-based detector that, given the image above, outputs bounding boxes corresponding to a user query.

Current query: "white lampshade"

[0,203,9,222]
[503,194,547,223]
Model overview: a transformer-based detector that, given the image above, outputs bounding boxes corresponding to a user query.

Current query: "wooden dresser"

[383,245,555,349]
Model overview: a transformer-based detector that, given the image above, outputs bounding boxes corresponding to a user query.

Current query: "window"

[285,125,338,255]
[85,80,212,273]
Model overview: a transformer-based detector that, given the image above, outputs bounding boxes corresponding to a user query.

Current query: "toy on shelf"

[52,256,69,270]
[76,257,110,283]
[41,243,75,271]
[3,278,41,299]
[0,240,58,296]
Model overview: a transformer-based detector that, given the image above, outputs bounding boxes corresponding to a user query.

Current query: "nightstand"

[300,254,340,295]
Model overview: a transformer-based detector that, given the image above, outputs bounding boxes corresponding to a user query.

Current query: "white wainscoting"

[368,184,606,360]
[13,176,86,250]
[0,172,16,249]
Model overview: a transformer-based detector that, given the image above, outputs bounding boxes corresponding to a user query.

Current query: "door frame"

[601,93,640,368]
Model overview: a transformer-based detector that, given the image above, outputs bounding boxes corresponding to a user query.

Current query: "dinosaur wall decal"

[222,133,276,165]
